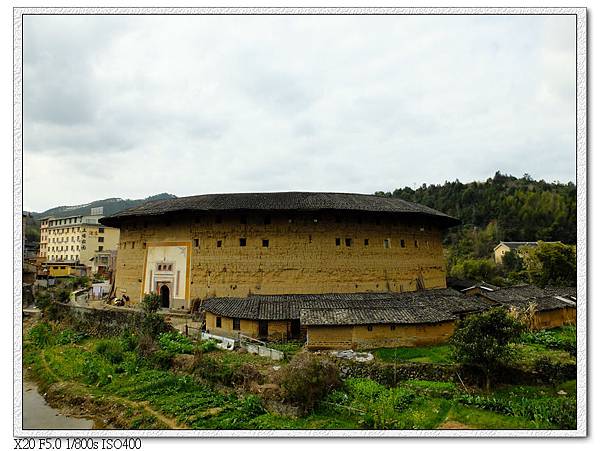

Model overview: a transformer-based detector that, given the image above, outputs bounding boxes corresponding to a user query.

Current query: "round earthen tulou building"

[99,192,483,348]
[101,192,575,349]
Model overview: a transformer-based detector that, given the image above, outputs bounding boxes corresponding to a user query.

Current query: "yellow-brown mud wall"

[204,312,293,341]
[114,213,447,308]
[533,307,576,330]
[306,321,456,350]
[205,312,258,338]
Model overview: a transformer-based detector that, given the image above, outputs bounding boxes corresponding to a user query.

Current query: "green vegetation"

[23,321,576,430]
[141,293,161,314]
[279,353,341,413]
[455,385,576,429]
[374,344,453,364]
[521,326,576,355]
[376,172,576,287]
[450,308,525,391]
[377,172,576,244]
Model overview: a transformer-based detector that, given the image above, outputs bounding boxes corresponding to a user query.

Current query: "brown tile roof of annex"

[300,307,455,326]
[99,192,460,228]
[477,285,577,311]
[202,289,492,323]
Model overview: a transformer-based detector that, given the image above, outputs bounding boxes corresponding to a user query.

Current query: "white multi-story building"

[38,209,120,273]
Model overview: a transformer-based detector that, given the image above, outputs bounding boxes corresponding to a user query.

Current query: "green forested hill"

[376,172,576,244]
[376,172,576,286]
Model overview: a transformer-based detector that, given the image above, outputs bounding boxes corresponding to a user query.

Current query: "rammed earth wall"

[114,212,447,308]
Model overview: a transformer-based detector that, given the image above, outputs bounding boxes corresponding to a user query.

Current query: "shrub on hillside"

[193,354,234,386]
[141,313,170,338]
[136,334,158,359]
[55,329,87,345]
[141,293,161,314]
[95,339,125,364]
[158,332,195,354]
[119,331,139,352]
[26,322,54,348]
[279,353,341,413]
[231,363,264,389]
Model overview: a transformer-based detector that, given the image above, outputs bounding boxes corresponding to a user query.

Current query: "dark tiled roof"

[478,285,576,311]
[203,289,491,324]
[496,242,541,250]
[300,307,455,326]
[99,192,460,228]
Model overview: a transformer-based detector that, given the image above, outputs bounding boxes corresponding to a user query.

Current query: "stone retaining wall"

[50,302,155,337]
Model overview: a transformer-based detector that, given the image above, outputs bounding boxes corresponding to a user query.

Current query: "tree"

[141,292,161,313]
[520,242,576,287]
[450,308,525,391]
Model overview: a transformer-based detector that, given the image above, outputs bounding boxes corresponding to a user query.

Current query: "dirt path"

[438,420,473,429]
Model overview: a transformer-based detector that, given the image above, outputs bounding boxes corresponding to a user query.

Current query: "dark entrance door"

[290,319,301,339]
[258,320,268,339]
[160,284,170,309]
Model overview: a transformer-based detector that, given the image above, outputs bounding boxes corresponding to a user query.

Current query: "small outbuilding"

[473,284,576,329]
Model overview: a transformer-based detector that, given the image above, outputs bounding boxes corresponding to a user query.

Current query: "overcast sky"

[22,14,576,212]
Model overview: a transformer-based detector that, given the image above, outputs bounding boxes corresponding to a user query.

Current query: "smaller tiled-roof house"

[493,241,540,264]
[203,289,495,349]
[472,284,576,329]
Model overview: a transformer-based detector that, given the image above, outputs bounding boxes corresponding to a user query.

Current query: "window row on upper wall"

[340,238,429,248]
[122,236,436,250]
[184,237,433,249]
[141,214,437,229]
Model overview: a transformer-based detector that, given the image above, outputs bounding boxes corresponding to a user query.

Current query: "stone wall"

[114,212,447,308]
[335,359,576,388]
[51,302,152,337]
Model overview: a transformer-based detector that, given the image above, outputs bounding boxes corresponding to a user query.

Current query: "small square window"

[400,239,406,248]
[364,238,369,246]
[233,318,241,331]
[345,238,352,247]
[384,239,390,248]
[367,325,373,332]
[217,240,222,248]
[143,242,147,249]
[240,238,247,247]
[335,238,341,246]
[98,227,104,233]
[216,317,222,328]
[98,246,103,251]
[98,237,104,243]
[194,238,199,247]
[262,239,269,248]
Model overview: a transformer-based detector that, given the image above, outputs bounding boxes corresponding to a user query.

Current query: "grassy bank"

[23,321,576,430]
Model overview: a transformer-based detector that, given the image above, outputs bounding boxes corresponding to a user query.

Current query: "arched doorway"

[160,284,170,309]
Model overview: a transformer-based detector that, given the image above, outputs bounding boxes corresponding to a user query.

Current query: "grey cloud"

[23,14,576,212]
